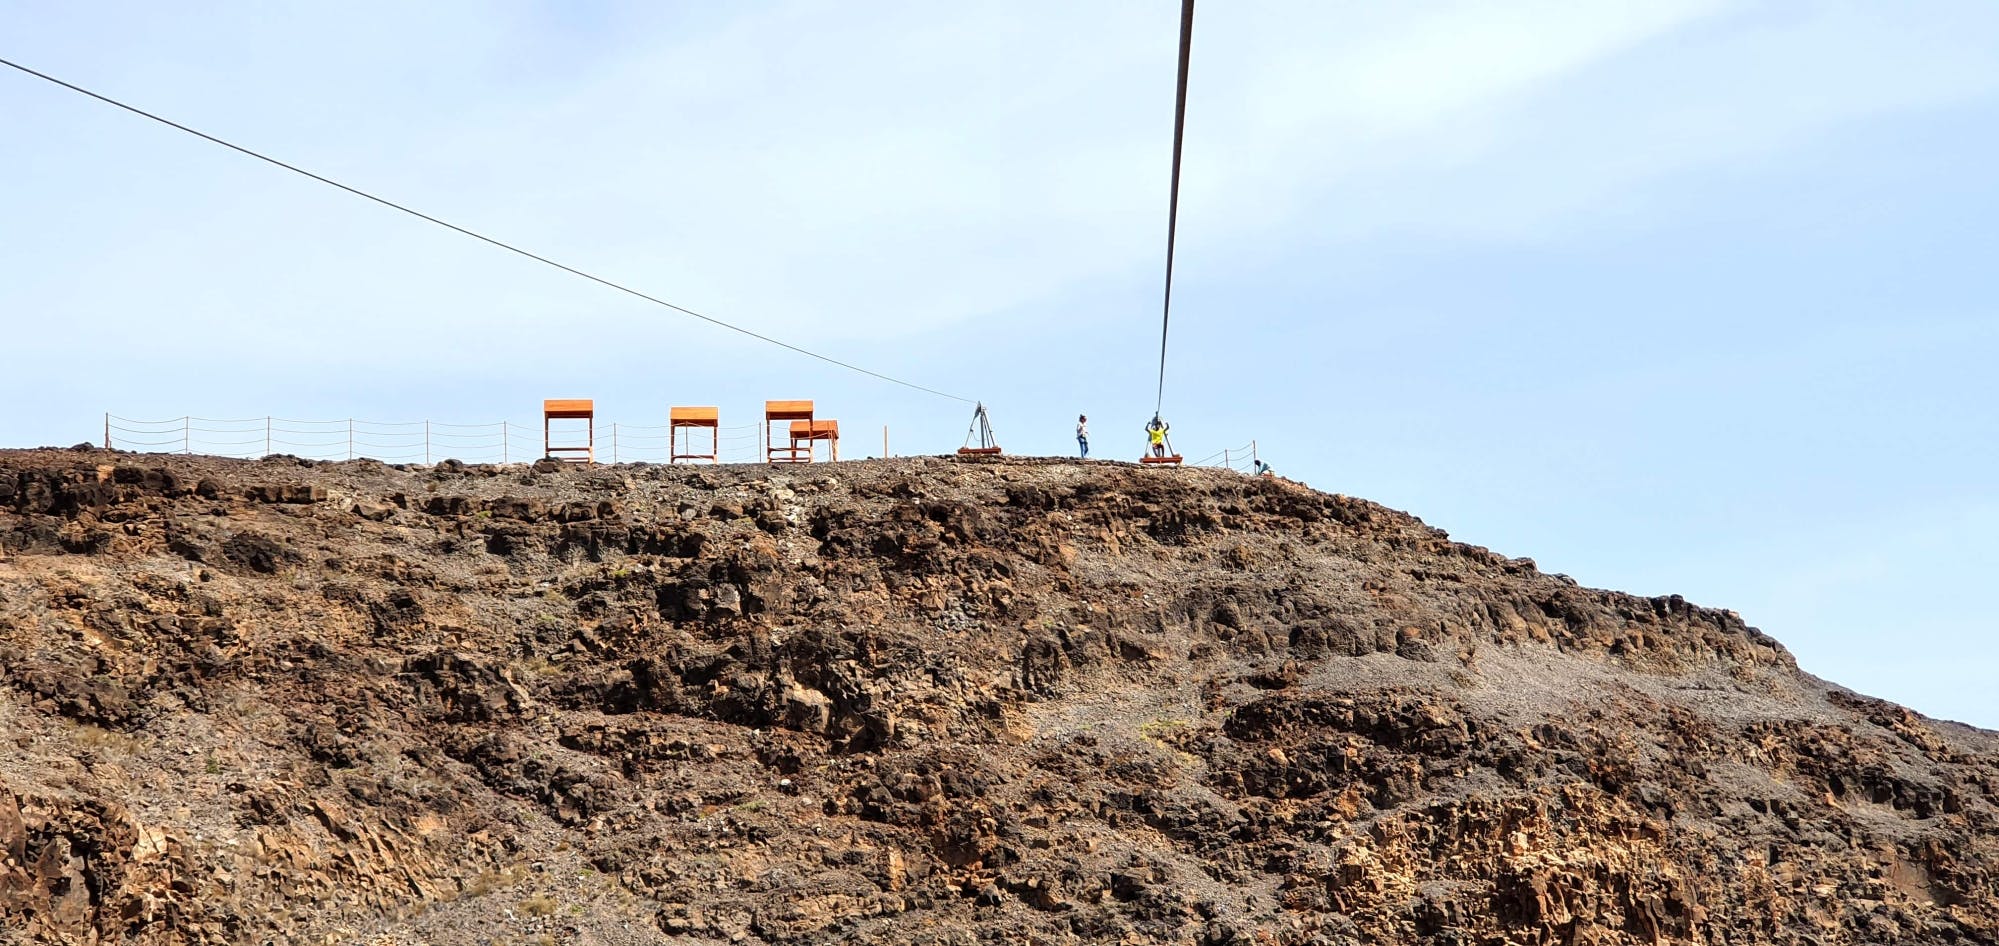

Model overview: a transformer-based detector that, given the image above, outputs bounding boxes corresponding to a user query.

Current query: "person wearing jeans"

[1076,415,1089,458]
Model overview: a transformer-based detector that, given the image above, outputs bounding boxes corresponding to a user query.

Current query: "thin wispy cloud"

[10,1,1996,357]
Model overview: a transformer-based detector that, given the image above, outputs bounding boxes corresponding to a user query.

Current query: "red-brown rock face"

[1,448,1993,944]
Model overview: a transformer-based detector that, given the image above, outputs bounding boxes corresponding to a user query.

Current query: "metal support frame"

[957,402,1002,456]
[1140,419,1181,465]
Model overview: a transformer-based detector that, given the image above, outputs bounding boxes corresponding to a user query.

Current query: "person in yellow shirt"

[1145,415,1170,458]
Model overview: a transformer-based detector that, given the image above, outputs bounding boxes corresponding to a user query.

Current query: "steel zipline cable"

[0,56,974,405]
[1154,0,1196,417]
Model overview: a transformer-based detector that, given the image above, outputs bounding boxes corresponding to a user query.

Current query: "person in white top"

[1076,415,1089,458]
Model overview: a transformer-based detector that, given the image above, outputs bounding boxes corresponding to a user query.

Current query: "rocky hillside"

[1,446,1994,945]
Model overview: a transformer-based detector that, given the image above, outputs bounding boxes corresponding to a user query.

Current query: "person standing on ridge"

[1076,415,1090,458]
[1146,415,1170,458]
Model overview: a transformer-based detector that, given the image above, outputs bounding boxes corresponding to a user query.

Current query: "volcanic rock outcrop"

[1,447,1993,945]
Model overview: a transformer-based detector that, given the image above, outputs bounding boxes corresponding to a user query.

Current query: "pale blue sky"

[3,2,1996,725]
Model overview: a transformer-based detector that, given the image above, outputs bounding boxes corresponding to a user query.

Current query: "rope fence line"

[1189,440,1267,477]
[102,413,1270,473]
[101,413,786,466]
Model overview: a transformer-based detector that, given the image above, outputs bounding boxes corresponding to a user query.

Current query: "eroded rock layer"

[0,448,1992,945]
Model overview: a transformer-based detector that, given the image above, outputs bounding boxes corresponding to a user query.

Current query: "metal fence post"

[347,419,354,460]
[265,417,271,457]
[183,417,191,454]
[102,413,109,450]
[425,420,431,465]
[502,423,509,464]
[611,423,619,464]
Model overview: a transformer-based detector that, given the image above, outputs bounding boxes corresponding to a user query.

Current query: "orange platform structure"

[765,400,816,462]
[670,406,720,463]
[787,419,840,462]
[542,398,595,464]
